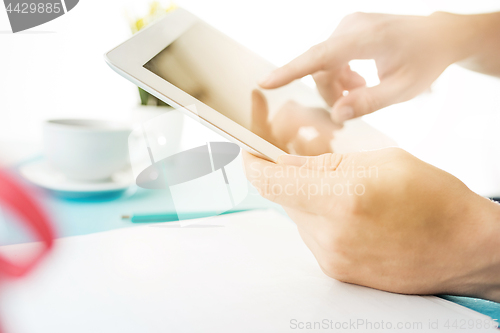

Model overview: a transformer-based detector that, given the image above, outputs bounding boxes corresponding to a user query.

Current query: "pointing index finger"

[258,38,352,89]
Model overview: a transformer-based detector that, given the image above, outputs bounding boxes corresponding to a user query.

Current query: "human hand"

[259,12,472,123]
[243,149,500,301]
[251,89,341,156]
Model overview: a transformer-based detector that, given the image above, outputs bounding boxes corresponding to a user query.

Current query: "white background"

[1,0,500,195]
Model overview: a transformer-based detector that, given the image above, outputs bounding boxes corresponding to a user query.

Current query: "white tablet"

[105,7,396,162]
[105,7,331,161]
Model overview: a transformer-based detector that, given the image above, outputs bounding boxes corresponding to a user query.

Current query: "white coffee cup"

[43,119,132,182]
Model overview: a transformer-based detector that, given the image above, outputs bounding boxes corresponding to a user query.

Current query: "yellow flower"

[128,1,177,34]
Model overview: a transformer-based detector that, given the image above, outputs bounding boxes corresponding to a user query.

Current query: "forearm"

[438,11,500,76]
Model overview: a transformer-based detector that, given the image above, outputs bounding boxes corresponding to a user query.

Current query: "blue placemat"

[439,295,500,323]
[0,170,281,245]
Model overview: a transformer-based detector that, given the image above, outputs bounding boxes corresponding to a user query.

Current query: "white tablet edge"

[104,7,286,162]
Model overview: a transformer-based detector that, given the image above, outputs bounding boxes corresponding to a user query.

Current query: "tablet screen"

[143,20,264,131]
[141,18,333,158]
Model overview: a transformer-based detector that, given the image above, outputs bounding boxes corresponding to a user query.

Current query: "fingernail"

[258,73,274,87]
[334,106,354,122]
[277,154,307,167]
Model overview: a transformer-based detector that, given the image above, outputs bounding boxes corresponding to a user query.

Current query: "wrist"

[429,11,500,67]
[427,12,476,64]
[462,196,500,302]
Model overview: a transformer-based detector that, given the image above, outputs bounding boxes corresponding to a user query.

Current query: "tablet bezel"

[104,7,286,162]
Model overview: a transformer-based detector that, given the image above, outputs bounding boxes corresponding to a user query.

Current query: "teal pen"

[121,209,252,223]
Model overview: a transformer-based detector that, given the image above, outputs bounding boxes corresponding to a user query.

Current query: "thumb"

[243,152,345,215]
[331,75,408,123]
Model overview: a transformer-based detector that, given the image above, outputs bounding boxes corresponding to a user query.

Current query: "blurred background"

[1,0,500,196]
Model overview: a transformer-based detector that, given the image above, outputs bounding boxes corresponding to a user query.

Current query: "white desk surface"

[0,210,496,333]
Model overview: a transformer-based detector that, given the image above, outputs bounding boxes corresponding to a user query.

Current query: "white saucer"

[19,159,134,197]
